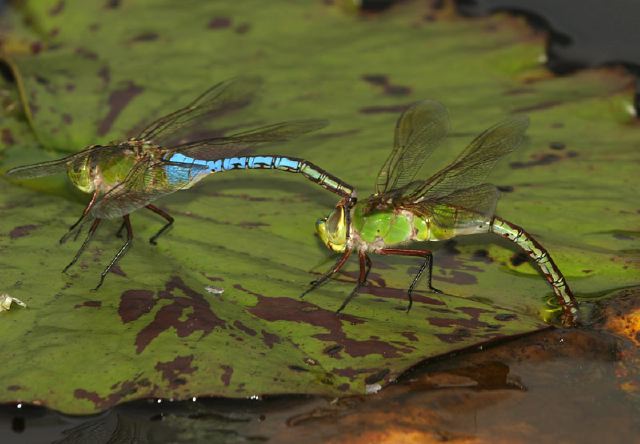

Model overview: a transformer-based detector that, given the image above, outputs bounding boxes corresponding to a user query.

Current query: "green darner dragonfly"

[6,77,354,289]
[307,100,579,327]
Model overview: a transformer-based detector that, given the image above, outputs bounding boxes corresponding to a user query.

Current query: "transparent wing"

[5,145,104,179]
[406,116,529,202]
[171,119,328,161]
[407,183,499,229]
[375,100,449,195]
[137,76,263,144]
[90,159,208,219]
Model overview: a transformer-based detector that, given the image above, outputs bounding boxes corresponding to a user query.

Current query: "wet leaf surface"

[0,0,638,414]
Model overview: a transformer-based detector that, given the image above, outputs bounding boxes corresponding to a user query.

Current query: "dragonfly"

[6,77,355,289]
[306,100,579,327]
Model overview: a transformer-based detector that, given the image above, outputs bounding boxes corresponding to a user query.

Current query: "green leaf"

[0,0,637,414]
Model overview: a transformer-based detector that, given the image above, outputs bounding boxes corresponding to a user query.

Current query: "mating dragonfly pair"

[7,77,578,326]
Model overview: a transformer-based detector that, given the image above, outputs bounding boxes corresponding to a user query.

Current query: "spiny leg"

[94,215,133,291]
[336,251,372,314]
[145,204,174,245]
[60,190,99,244]
[301,249,352,298]
[62,218,102,273]
[378,248,439,312]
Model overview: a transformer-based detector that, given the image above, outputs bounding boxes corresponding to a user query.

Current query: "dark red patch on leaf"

[209,17,232,29]
[109,264,127,277]
[234,320,257,336]
[75,47,98,60]
[428,306,492,330]
[220,365,233,386]
[1,128,15,145]
[97,81,143,136]
[364,368,389,384]
[62,113,72,125]
[98,66,110,85]
[362,74,411,96]
[119,289,155,323]
[155,355,196,388]
[74,300,102,309]
[513,100,561,113]
[235,23,251,34]
[74,379,142,409]
[510,252,529,266]
[510,153,561,169]
[7,385,21,391]
[130,32,159,42]
[9,225,38,239]
[260,329,281,348]
[435,328,472,343]
[49,0,65,16]
[401,331,418,342]
[134,276,226,353]
[241,286,404,358]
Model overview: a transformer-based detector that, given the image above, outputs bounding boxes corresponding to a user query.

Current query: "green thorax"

[66,140,162,194]
[351,201,492,248]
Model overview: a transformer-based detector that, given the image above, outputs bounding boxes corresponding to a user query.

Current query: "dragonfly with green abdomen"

[307,100,578,327]
[6,77,355,289]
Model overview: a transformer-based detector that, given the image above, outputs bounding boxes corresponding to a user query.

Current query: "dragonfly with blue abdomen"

[307,100,578,327]
[6,77,355,289]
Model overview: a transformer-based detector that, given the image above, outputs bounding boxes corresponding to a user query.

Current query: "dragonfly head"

[316,203,348,253]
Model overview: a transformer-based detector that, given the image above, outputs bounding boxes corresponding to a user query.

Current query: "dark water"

[457,0,640,114]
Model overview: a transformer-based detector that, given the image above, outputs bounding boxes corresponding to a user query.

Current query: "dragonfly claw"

[429,286,444,294]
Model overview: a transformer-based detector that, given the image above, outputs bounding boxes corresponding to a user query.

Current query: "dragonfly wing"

[375,100,449,195]
[90,160,208,219]
[407,116,529,202]
[4,145,105,179]
[172,119,328,161]
[137,76,263,144]
[409,183,499,229]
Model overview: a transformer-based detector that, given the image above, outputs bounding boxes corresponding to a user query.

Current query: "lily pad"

[0,1,638,414]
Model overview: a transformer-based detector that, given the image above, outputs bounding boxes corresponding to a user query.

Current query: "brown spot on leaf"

[241,285,404,358]
[7,385,21,391]
[97,81,143,136]
[220,365,233,386]
[235,23,251,34]
[435,328,472,343]
[1,129,14,145]
[362,74,411,96]
[497,185,514,192]
[234,320,257,336]
[209,17,232,29]
[74,378,144,409]
[105,0,120,8]
[62,113,72,125]
[495,313,518,321]
[510,153,561,169]
[364,368,389,384]
[134,276,226,353]
[261,329,281,348]
[74,300,102,309]
[549,141,566,150]
[98,66,110,85]
[401,331,418,342]
[119,289,155,323]
[155,355,196,388]
[130,32,159,42]
[10,225,38,239]
[75,47,98,60]
[49,0,64,16]
[429,306,492,330]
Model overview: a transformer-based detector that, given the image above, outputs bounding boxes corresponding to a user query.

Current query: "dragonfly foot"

[429,286,444,295]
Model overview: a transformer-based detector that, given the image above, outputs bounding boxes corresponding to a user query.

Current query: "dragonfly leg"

[116,220,126,238]
[336,251,372,313]
[94,215,133,291]
[62,218,102,273]
[60,191,99,244]
[377,248,438,312]
[301,248,352,298]
[145,204,175,245]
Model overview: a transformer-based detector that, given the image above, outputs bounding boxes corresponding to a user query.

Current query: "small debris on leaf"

[205,286,225,295]
[0,294,26,312]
